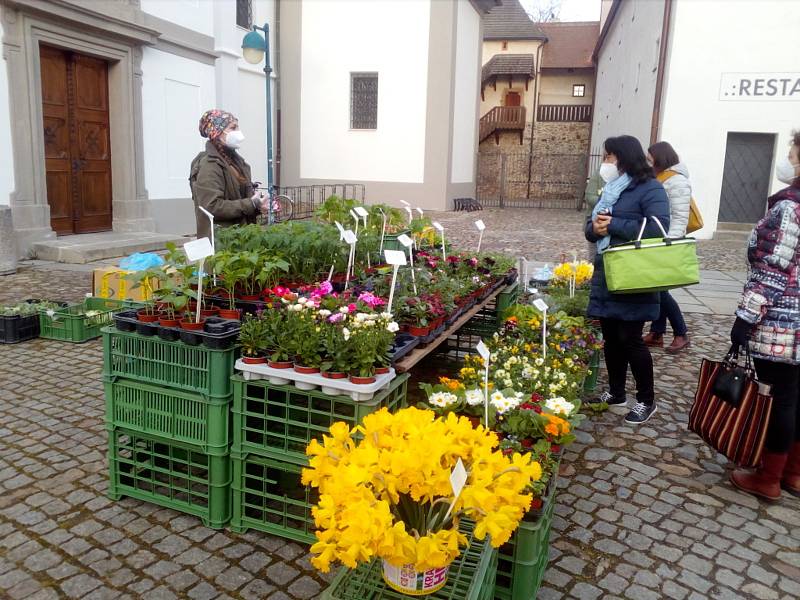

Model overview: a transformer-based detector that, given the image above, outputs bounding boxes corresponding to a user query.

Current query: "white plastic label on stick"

[432,221,444,232]
[384,249,407,266]
[343,230,357,245]
[184,237,214,262]
[533,298,549,312]
[354,206,369,218]
[475,219,486,231]
[449,458,468,498]
[399,199,410,206]
[334,221,345,234]
[397,234,414,248]
[416,207,424,216]
[476,340,490,361]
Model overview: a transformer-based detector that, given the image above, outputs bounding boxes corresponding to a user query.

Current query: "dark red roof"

[538,21,600,69]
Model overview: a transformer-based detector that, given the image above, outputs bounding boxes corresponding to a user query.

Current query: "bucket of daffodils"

[302,406,542,595]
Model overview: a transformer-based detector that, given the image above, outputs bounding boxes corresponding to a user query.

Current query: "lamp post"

[242,24,274,224]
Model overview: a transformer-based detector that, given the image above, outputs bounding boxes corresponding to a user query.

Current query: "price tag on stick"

[404,206,413,224]
[433,221,446,261]
[443,458,468,522]
[397,234,416,294]
[184,238,214,323]
[384,249,407,315]
[378,208,387,255]
[533,298,549,359]
[476,340,491,427]
[475,220,485,252]
[343,230,357,289]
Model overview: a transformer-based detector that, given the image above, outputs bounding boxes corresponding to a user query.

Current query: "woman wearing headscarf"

[189,109,266,239]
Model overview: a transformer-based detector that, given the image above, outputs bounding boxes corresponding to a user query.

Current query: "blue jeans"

[650,291,688,336]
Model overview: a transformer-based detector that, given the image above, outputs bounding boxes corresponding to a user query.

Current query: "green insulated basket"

[382,231,411,252]
[40,297,141,343]
[321,519,496,600]
[107,428,231,529]
[102,327,236,399]
[495,281,520,322]
[104,378,231,455]
[494,474,558,600]
[232,373,408,461]
[229,452,317,542]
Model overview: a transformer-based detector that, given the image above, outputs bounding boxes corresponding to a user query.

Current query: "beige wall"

[538,70,594,105]
[482,39,543,64]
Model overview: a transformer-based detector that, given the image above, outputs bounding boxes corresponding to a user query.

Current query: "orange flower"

[507,316,518,323]
[545,423,559,436]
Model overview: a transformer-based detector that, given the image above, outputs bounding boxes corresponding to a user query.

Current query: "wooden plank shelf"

[393,286,504,373]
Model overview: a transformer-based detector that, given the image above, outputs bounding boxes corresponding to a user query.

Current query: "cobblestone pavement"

[1,209,798,600]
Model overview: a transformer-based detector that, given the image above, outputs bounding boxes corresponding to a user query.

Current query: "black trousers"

[754,358,800,454]
[600,318,655,405]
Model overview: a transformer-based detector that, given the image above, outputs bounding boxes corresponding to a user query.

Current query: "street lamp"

[241,24,275,223]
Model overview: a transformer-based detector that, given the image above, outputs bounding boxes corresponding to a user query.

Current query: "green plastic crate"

[104,378,231,455]
[232,373,409,461]
[494,472,558,600]
[582,348,602,395]
[229,452,318,542]
[320,519,496,600]
[102,327,236,399]
[107,428,231,529]
[39,297,141,343]
[495,281,520,322]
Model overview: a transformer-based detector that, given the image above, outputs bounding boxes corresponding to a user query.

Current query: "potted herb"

[403,298,431,337]
[125,267,165,322]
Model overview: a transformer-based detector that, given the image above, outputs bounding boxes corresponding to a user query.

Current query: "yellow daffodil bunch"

[552,260,594,287]
[302,407,541,574]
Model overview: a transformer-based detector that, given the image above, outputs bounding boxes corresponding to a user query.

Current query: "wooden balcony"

[479,106,527,145]
[537,104,592,123]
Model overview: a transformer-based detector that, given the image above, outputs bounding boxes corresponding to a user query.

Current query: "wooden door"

[505,91,521,107]
[40,45,112,234]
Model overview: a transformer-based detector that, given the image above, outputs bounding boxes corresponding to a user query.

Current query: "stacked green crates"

[321,519,496,600]
[494,465,559,600]
[229,374,409,541]
[103,326,236,528]
[40,297,142,343]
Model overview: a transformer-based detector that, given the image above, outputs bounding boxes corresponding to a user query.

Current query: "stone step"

[712,229,752,241]
[33,231,188,264]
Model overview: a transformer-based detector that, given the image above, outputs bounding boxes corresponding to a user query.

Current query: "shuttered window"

[236,0,252,29]
[350,73,378,130]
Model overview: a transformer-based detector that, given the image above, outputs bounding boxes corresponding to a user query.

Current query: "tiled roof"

[538,21,600,69]
[481,54,536,83]
[483,0,547,40]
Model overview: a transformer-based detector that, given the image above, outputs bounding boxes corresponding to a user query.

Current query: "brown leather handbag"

[688,346,773,468]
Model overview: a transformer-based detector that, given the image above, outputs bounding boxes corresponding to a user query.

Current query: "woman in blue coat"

[585,135,671,424]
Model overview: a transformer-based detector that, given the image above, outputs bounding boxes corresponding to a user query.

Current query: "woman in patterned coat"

[729,130,800,500]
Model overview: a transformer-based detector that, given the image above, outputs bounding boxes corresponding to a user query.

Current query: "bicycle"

[252,182,294,225]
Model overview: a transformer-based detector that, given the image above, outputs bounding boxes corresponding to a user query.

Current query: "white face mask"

[776,156,798,184]
[224,130,245,149]
[599,162,620,184]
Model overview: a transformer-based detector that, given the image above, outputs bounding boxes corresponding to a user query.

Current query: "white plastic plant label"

[400,199,410,206]
[384,249,407,266]
[354,206,369,218]
[397,234,414,248]
[343,230,357,245]
[184,237,214,262]
[476,340,490,361]
[334,221,345,234]
[449,458,468,498]
[432,221,444,232]
[533,298,549,313]
[475,219,485,231]
[404,207,413,220]
[416,207,424,216]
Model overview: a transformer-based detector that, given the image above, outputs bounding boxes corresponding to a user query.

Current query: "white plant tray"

[234,360,396,402]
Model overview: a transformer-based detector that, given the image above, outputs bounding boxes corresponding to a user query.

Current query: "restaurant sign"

[720,73,800,101]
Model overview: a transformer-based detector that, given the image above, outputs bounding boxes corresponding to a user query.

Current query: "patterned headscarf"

[199,109,237,140]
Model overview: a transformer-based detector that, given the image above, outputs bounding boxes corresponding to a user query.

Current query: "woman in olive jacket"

[189,109,266,239]
[585,135,670,425]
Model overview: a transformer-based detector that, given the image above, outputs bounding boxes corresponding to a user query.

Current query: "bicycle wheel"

[272,195,294,222]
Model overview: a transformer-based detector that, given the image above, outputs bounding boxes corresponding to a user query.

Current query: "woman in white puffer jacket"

[643,142,692,353]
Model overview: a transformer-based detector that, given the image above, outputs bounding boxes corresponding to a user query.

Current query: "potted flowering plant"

[344,312,398,383]
[320,313,350,379]
[238,314,269,363]
[302,407,541,595]
[291,306,324,373]
[400,298,431,337]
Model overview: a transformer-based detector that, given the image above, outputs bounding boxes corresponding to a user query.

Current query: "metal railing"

[479,106,527,142]
[537,104,592,123]
[274,184,366,220]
